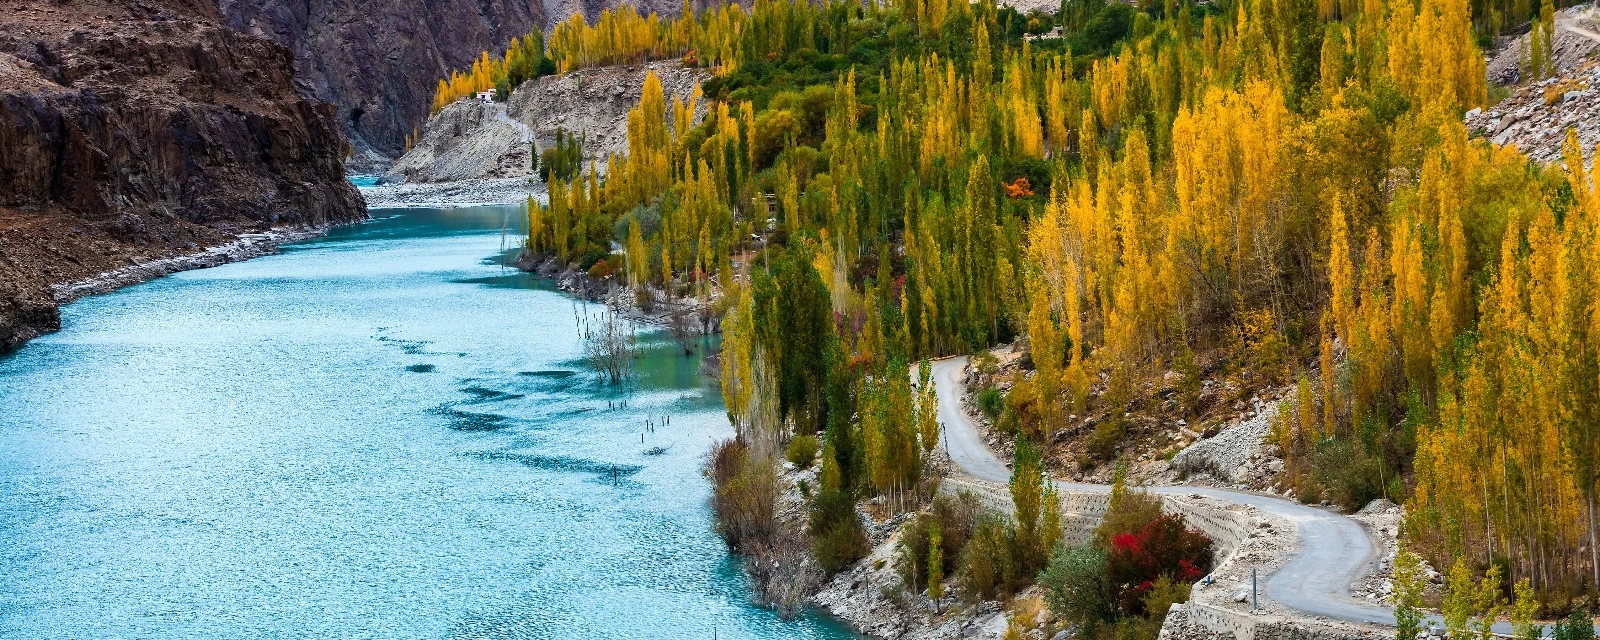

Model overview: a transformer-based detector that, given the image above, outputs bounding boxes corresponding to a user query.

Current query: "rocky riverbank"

[51,227,337,306]
[0,0,365,351]
[514,252,722,335]
[360,177,545,208]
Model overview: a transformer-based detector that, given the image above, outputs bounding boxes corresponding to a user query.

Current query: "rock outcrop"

[389,60,709,184]
[1468,65,1600,166]
[0,0,366,350]
[1169,402,1280,487]
[509,60,708,169]
[388,100,535,183]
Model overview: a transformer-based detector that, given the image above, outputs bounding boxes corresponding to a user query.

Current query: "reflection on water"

[0,207,858,639]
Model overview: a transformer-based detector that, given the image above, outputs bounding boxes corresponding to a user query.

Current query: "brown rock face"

[218,0,553,167]
[0,0,366,350]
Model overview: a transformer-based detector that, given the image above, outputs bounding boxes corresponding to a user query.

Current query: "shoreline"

[2,223,357,353]
[50,225,345,306]
[33,175,549,349]
[515,251,723,336]
[359,177,545,209]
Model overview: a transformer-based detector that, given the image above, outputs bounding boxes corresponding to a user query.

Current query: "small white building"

[475,90,495,103]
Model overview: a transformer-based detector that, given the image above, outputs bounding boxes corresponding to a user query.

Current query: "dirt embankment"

[387,100,536,183]
[0,0,366,350]
[386,60,711,186]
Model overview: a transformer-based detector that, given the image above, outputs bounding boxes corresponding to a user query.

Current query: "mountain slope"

[218,0,553,169]
[388,61,708,184]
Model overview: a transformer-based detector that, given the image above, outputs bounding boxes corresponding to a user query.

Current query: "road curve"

[929,356,1400,627]
[1558,8,1600,45]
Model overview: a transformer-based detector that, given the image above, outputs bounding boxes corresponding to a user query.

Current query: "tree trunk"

[1589,491,1597,589]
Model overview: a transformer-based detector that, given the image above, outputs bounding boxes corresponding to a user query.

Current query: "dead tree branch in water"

[574,303,637,385]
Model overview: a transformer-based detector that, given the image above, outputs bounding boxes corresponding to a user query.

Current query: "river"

[0,206,858,639]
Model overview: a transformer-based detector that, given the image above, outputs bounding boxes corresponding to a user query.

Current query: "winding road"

[930,356,1402,628]
[1557,7,1600,46]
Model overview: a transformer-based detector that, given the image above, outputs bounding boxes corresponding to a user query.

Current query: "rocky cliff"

[216,0,706,170]
[388,61,709,184]
[218,0,552,169]
[0,0,365,350]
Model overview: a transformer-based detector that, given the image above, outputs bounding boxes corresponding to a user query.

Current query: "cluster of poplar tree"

[509,0,1598,604]
[428,29,554,114]
[543,0,915,75]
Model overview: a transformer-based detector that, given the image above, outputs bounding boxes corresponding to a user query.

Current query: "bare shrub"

[668,310,697,355]
[575,303,636,385]
[706,438,778,552]
[895,491,984,593]
[744,528,822,619]
[958,514,1013,601]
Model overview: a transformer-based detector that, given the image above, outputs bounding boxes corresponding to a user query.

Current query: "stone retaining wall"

[939,477,1252,564]
[1168,602,1388,640]
[941,474,1380,640]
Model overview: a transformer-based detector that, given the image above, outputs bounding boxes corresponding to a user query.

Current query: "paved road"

[929,356,1402,627]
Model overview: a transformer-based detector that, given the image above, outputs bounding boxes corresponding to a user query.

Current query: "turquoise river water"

[0,207,859,640]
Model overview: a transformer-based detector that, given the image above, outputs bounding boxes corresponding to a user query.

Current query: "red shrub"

[1003,177,1035,199]
[1105,513,1213,615]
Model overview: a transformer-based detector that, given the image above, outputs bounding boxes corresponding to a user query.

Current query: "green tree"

[918,360,940,455]
[1510,578,1541,640]
[1443,560,1474,640]
[1011,436,1056,574]
[1393,547,1426,640]
[1552,610,1595,640]
[768,248,838,434]
[1039,540,1114,633]
[1444,560,1504,640]
[928,519,945,605]
[1471,566,1504,640]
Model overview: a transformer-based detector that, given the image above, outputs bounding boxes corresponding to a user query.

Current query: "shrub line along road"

[930,356,1422,631]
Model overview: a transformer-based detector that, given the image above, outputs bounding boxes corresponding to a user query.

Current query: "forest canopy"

[493,0,1593,609]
